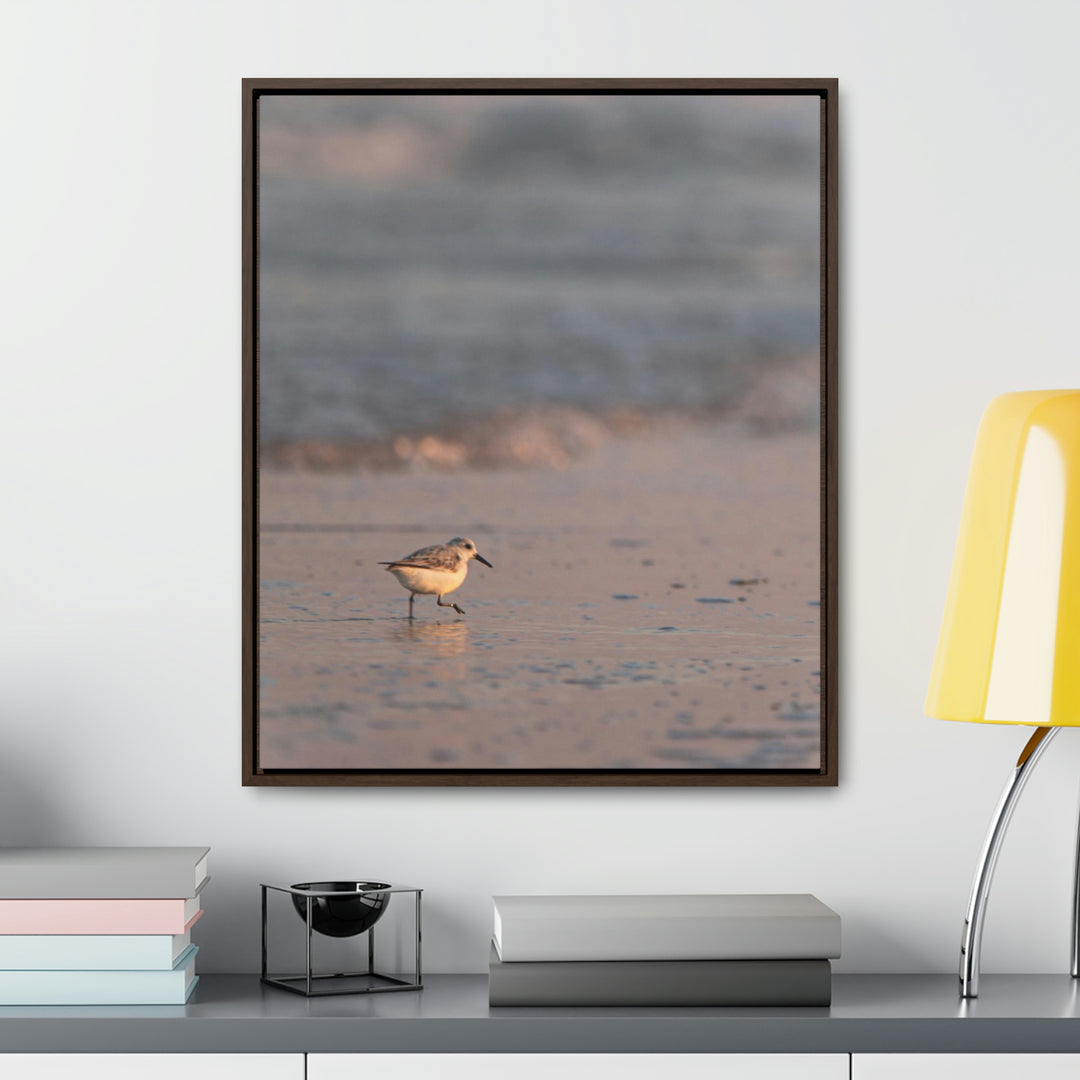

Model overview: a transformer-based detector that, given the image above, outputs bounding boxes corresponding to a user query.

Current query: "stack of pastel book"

[489,894,841,1007]
[0,847,209,1005]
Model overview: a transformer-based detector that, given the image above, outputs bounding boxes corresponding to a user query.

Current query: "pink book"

[0,898,202,935]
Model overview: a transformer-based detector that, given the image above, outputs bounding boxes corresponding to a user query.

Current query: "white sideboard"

[853,1055,1080,1079]
[9,1052,1080,1080]
[1,1055,303,1080]
[308,1055,848,1080]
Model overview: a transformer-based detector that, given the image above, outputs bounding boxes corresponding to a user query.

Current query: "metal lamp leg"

[1072,777,1080,978]
[960,725,1058,998]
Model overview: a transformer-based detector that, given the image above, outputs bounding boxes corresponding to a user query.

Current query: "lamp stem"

[960,725,1058,998]
[1072,767,1080,978]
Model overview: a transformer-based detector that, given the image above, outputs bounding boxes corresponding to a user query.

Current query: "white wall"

[2,0,1078,976]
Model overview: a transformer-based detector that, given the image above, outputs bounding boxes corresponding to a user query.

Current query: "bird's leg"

[408,593,415,619]
[436,595,466,616]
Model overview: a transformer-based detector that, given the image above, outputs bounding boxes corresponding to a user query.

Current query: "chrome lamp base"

[959,726,1079,997]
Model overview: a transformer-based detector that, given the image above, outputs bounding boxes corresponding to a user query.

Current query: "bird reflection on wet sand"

[390,619,470,657]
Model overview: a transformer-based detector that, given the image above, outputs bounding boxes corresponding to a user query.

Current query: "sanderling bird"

[380,536,493,619]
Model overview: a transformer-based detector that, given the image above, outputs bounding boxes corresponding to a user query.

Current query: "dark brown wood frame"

[242,78,838,787]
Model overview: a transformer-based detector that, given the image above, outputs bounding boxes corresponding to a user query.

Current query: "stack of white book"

[489,894,841,1007]
[0,847,209,1005]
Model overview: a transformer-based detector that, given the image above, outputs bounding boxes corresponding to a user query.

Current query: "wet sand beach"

[258,424,821,771]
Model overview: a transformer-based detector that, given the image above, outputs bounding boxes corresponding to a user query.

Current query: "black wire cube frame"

[260,882,422,996]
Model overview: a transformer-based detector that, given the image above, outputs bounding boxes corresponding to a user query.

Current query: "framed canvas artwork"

[243,78,838,786]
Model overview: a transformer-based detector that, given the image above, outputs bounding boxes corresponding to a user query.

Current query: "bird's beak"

[475,553,493,568]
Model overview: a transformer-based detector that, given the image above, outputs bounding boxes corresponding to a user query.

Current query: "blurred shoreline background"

[258,94,820,474]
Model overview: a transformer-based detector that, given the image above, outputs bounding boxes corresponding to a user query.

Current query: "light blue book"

[0,930,192,970]
[0,944,198,1005]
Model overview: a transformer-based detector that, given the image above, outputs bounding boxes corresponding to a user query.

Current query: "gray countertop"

[3,974,1080,1053]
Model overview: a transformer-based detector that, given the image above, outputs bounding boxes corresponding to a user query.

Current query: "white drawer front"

[310,1054,849,1080]
[854,1054,1080,1079]
[2,1054,304,1080]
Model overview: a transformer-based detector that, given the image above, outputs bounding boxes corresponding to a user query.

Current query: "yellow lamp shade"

[926,390,1080,726]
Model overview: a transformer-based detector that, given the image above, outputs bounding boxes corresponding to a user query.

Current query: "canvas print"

[247,84,835,783]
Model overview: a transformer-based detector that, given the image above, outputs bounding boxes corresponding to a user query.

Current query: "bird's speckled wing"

[382,543,461,572]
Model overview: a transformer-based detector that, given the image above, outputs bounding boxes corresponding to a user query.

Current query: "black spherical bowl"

[290,881,391,938]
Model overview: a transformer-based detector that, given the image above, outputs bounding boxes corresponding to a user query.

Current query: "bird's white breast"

[388,563,468,596]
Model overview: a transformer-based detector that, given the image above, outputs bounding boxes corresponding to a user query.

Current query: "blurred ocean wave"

[258,95,821,461]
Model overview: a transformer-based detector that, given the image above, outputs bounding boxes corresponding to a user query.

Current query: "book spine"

[0,933,186,970]
[498,915,840,961]
[0,947,198,1006]
[489,957,831,1007]
[0,899,199,935]
[0,973,199,1006]
[0,849,209,899]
